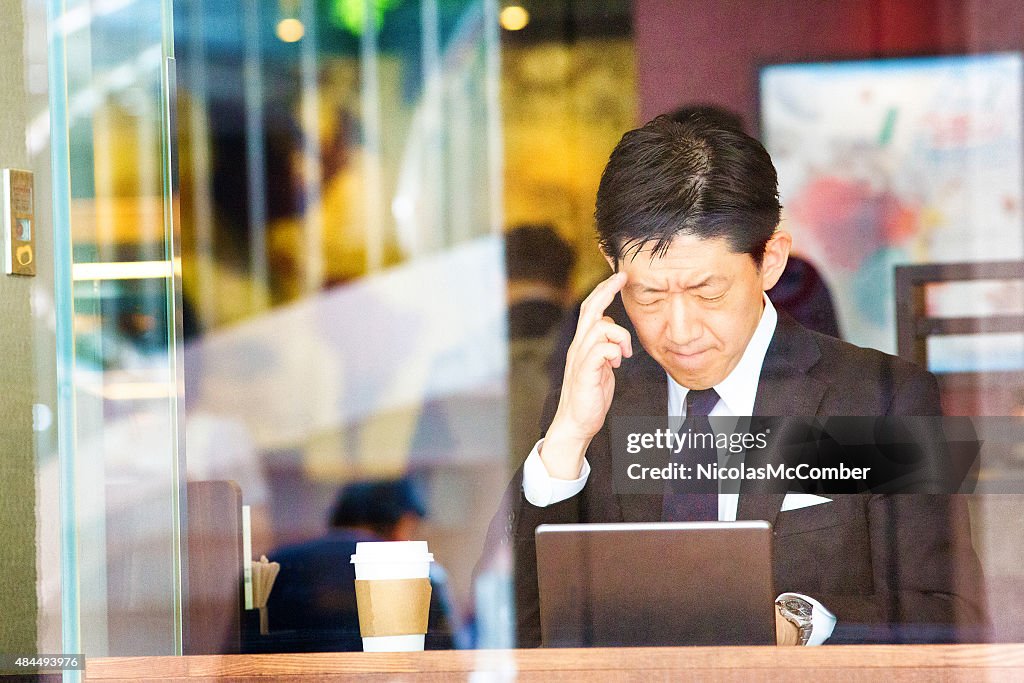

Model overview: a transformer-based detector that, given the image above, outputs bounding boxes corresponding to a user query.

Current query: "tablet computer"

[535,521,775,647]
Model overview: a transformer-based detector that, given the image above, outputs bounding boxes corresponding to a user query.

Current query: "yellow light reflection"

[72,259,180,281]
[277,17,305,42]
[500,5,529,31]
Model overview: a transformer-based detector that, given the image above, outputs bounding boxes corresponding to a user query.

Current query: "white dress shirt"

[521,294,836,645]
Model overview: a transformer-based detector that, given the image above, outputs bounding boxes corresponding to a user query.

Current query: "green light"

[331,0,401,36]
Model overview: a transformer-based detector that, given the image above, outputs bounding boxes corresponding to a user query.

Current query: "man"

[256,478,462,652]
[503,115,985,647]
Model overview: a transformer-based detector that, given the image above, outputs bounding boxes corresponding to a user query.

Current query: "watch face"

[781,598,812,619]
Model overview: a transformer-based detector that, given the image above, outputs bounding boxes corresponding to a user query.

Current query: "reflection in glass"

[53,0,183,656]
[174,0,507,652]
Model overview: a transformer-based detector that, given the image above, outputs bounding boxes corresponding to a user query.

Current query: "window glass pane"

[52,0,183,656]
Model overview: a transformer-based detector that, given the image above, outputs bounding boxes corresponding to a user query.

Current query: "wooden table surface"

[86,644,1024,681]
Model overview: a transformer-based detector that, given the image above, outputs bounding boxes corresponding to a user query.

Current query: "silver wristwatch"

[775,594,813,645]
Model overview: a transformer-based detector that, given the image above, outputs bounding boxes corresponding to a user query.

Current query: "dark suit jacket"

[502,298,986,646]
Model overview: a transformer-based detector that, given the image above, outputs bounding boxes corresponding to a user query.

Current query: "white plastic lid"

[350,540,433,564]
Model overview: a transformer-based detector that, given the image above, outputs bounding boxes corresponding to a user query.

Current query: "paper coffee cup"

[351,541,434,652]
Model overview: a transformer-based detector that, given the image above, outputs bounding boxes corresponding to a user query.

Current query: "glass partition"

[173,0,508,652]
[49,0,183,656]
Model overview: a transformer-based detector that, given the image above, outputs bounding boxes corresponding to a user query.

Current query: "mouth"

[667,348,710,361]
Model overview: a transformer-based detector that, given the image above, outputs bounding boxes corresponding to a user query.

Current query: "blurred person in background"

[257,478,464,652]
[467,225,577,647]
[506,224,577,469]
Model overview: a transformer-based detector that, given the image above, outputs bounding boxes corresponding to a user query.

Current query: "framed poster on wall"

[761,53,1023,370]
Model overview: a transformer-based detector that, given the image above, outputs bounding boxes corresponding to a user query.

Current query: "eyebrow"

[629,275,727,294]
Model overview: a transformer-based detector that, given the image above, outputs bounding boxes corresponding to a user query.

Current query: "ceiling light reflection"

[499,6,529,31]
[277,17,305,42]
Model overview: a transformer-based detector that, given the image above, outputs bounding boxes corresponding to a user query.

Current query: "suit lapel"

[751,311,827,418]
[739,312,828,526]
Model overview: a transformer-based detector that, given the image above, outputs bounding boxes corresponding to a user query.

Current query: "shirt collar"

[667,294,778,416]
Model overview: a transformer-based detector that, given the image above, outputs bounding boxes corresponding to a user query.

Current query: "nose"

[665,294,703,347]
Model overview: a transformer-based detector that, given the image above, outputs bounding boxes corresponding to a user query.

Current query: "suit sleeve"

[819,493,987,643]
[825,367,988,643]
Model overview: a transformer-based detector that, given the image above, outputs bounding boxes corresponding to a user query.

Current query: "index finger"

[578,271,627,326]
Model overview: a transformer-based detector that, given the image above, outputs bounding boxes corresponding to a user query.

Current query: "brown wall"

[633,0,1021,132]
[0,0,37,654]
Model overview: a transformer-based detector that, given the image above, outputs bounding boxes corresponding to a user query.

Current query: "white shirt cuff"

[777,592,836,646]
[521,438,591,507]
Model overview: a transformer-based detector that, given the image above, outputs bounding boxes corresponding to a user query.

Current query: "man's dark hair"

[328,478,426,537]
[595,115,782,267]
[667,104,746,133]
[505,223,576,289]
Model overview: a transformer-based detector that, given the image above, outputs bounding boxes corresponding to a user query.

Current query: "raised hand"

[540,272,632,479]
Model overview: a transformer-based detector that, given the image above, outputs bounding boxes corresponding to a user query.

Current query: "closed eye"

[628,288,666,306]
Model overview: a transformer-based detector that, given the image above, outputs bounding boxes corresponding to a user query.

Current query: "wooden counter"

[86,644,1024,681]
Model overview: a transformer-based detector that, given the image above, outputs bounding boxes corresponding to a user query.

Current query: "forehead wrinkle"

[627,269,727,294]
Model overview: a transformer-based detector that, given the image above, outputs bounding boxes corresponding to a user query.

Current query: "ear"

[760,230,792,291]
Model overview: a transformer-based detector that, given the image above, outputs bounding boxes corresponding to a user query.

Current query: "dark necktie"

[661,387,720,522]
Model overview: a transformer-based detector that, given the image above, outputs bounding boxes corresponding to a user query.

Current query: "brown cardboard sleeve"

[354,578,432,637]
